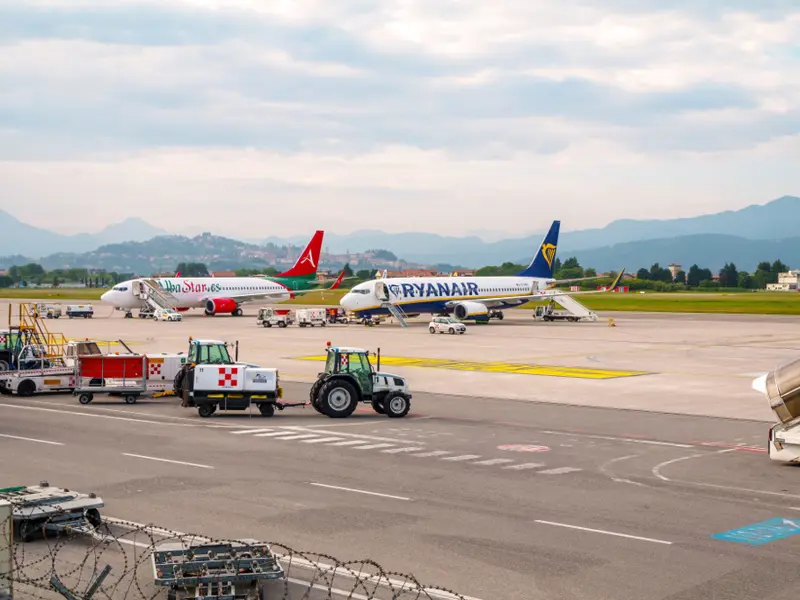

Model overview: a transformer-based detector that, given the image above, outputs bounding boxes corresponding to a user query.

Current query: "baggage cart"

[0,481,104,542]
[73,354,147,405]
[152,539,284,600]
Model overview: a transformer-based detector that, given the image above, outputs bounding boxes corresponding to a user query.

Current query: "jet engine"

[205,298,238,316]
[453,301,489,321]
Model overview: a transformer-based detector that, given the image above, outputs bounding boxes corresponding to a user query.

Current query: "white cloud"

[0,0,798,238]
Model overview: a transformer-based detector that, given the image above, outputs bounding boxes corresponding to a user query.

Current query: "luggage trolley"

[73,354,147,405]
[152,539,284,600]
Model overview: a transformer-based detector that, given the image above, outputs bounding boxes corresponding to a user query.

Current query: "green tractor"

[309,345,412,418]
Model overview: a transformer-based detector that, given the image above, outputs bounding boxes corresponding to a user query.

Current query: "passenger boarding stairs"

[134,279,178,312]
[382,302,409,327]
[552,294,597,321]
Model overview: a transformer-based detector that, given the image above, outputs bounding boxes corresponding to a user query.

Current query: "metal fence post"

[0,499,12,600]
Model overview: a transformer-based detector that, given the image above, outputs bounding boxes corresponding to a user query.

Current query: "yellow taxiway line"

[294,355,648,380]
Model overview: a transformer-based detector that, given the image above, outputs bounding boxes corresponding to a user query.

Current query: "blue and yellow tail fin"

[518,220,560,279]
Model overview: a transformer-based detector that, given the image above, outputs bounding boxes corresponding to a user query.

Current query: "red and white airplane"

[102,231,343,316]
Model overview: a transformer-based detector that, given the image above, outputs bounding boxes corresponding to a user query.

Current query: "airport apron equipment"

[152,539,284,600]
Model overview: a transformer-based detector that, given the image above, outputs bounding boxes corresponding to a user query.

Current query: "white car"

[153,308,182,322]
[429,316,466,335]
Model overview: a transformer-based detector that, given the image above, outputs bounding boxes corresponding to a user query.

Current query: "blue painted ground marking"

[711,518,800,546]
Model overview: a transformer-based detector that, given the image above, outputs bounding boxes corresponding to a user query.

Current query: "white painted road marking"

[0,403,197,428]
[412,450,451,457]
[352,443,395,450]
[503,463,545,470]
[441,455,481,461]
[254,431,299,437]
[473,458,515,466]
[0,433,64,446]
[301,437,344,444]
[328,440,371,446]
[232,428,273,435]
[309,483,411,501]
[382,447,425,454]
[270,434,320,441]
[534,520,673,545]
[538,467,583,475]
[122,453,215,469]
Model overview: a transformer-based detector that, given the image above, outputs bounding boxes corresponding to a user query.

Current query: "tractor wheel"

[17,379,36,397]
[319,379,358,418]
[371,399,385,414]
[384,394,410,418]
[198,404,216,418]
[258,403,275,417]
[173,369,186,397]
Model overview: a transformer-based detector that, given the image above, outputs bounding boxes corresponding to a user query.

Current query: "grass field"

[521,292,800,315]
[0,288,104,300]
[2,287,799,315]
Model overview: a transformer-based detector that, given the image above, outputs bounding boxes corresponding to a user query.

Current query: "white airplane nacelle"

[453,301,489,321]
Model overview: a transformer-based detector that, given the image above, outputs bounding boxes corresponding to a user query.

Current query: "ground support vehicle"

[429,316,466,334]
[73,354,147,405]
[35,304,62,319]
[256,307,293,328]
[66,305,94,319]
[181,363,290,418]
[309,345,412,418]
[296,308,327,327]
[173,338,299,417]
[0,481,104,542]
[752,358,800,463]
[153,308,183,321]
[325,308,349,324]
[1,366,76,397]
[534,301,581,322]
[152,539,284,600]
[488,310,504,320]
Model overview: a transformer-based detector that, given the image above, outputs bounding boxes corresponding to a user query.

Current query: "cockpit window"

[113,286,128,292]
[352,288,370,295]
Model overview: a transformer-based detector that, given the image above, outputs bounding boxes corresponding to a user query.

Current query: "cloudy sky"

[0,0,798,238]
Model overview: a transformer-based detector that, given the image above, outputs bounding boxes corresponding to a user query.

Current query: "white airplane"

[340,220,624,320]
[101,230,341,316]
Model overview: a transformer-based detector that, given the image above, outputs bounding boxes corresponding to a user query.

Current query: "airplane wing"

[448,269,627,307]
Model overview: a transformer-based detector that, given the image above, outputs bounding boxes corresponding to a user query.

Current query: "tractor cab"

[324,346,375,397]
[187,339,233,365]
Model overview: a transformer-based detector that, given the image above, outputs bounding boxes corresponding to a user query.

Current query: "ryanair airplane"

[340,221,624,321]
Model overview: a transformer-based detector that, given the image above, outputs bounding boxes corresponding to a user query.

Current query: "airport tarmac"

[2,302,799,599]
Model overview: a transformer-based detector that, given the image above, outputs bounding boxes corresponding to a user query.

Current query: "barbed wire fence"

[0,502,468,600]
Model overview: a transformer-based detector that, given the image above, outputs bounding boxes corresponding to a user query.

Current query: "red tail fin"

[329,270,345,290]
[277,230,324,278]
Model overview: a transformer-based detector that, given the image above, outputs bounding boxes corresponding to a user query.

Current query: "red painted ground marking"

[497,444,550,452]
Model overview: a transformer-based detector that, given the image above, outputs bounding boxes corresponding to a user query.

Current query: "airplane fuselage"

[341,275,555,316]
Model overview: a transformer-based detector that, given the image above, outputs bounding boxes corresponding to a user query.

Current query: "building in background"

[767,270,800,291]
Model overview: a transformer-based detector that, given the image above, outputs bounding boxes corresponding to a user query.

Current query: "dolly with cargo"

[173,337,304,418]
[66,305,94,319]
[296,308,327,327]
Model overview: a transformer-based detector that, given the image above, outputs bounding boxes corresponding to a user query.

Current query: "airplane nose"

[100,291,110,302]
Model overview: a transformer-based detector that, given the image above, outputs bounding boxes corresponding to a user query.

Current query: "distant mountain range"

[0,195,798,272]
[0,211,168,256]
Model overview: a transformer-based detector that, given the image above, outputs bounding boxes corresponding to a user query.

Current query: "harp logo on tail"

[541,243,557,269]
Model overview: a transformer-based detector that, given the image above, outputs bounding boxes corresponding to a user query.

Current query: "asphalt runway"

[2,304,800,599]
